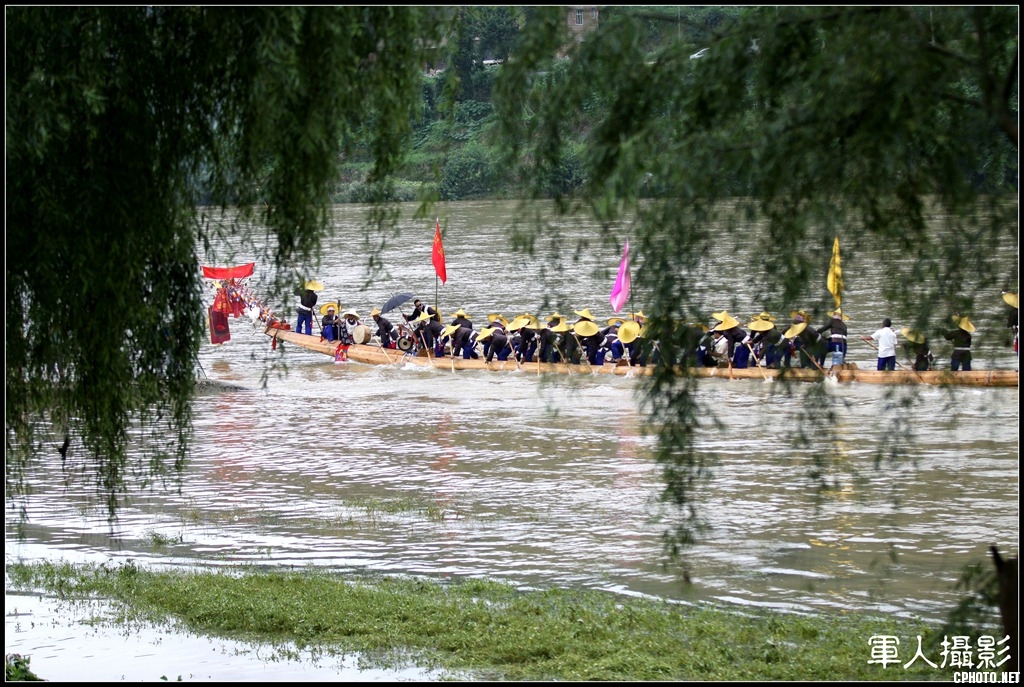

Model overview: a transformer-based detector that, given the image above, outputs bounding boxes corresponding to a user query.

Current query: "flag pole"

[438,216,442,313]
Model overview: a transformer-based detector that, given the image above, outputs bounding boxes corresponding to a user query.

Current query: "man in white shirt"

[861,318,898,371]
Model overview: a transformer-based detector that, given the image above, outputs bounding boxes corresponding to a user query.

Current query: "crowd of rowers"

[304,294,1017,371]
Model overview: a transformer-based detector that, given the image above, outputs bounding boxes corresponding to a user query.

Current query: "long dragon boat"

[263,324,1018,388]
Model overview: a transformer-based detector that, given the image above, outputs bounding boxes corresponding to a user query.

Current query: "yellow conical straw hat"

[618,320,641,344]
[901,327,925,344]
[783,322,807,339]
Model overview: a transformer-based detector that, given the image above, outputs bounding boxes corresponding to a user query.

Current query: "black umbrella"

[381,292,415,315]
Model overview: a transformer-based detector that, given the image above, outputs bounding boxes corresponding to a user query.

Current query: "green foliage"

[6,7,453,522]
[5,11,1018,657]
[7,560,958,681]
[492,4,1018,557]
[5,654,43,681]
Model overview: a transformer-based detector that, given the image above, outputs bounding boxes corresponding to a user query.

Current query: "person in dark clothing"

[696,327,717,367]
[601,322,622,362]
[816,309,849,368]
[445,323,478,359]
[449,308,473,331]
[679,322,708,367]
[539,318,571,363]
[479,326,512,362]
[295,287,318,335]
[481,315,508,359]
[623,311,648,366]
[783,317,823,369]
[405,299,439,324]
[412,311,444,355]
[943,314,975,371]
[536,313,566,363]
[572,308,603,365]
[747,312,782,369]
[1004,292,1018,356]
[782,311,823,370]
[370,307,396,348]
[900,327,933,371]
[511,315,540,362]
[321,305,340,342]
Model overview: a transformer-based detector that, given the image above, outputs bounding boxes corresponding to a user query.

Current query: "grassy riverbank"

[7,560,958,681]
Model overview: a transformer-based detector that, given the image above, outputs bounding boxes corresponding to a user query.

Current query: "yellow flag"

[827,236,843,308]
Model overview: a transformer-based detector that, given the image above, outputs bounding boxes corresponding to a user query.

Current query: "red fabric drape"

[202,263,254,280]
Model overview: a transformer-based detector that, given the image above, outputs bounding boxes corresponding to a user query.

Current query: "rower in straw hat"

[1002,291,1018,355]
[943,313,975,371]
[900,327,933,371]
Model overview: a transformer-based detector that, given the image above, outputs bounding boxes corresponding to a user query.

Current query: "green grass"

[5,559,965,681]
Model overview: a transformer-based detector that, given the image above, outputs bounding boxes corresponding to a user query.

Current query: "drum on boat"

[352,324,372,345]
[397,335,413,351]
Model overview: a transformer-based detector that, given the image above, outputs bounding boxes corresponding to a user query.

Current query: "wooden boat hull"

[264,326,1019,387]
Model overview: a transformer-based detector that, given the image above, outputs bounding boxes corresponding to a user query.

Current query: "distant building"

[566,6,599,43]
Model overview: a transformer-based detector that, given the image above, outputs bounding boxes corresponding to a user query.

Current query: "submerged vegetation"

[7,560,962,682]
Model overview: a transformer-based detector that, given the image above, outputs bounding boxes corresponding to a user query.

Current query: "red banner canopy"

[201,262,254,280]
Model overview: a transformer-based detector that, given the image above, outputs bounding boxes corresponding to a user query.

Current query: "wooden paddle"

[805,348,830,375]
[416,328,435,363]
[552,338,571,375]
[376,333,395,364]
[746,343,770,381]
[571,332,595,373]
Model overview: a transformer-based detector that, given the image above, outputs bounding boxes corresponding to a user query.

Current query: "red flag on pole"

[432,220,447,284]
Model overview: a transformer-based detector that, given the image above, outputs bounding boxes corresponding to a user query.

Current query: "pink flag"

[609,240,631,313]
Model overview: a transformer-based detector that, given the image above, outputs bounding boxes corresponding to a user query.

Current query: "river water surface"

[6,201,1019,681]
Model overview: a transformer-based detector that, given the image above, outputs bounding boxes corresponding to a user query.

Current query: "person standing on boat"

[321,305,340,342]
[861,318,898,371]
[294,287,318,335]
[1004,292,1018,356]
[942,314,975,371]
[405,299,439,324]
[449,308,473,332]
[370,307,396,349]
[816,309,849,368]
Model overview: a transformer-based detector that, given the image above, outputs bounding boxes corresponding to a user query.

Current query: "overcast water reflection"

[6,201,1019,681]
